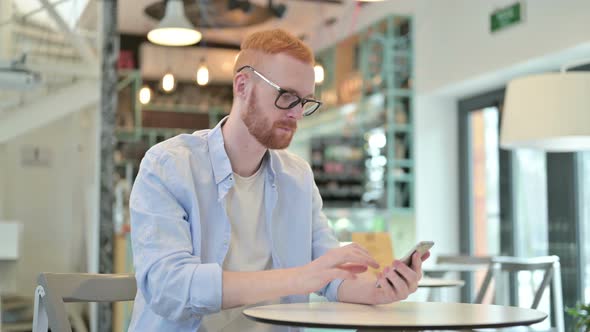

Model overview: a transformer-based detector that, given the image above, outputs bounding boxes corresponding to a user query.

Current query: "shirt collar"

[262,149,277,185]
[206,116,277,186]
[207,117,233,185]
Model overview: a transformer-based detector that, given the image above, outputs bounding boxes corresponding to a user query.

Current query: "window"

[469,106,501,257]
[581,152,590,302]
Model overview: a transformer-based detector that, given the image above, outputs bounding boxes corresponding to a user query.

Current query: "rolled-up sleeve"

[130,149,222,321]
[309,179,343,302]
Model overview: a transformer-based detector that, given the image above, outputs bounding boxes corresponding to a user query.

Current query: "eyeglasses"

[237,65,322,116]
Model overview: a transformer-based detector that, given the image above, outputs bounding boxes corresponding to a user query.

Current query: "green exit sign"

[491,2,523,33]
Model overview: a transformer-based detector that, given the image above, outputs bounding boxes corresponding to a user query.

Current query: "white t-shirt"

[199,162,278,332]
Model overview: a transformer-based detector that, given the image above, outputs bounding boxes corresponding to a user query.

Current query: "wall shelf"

[359,15,415,213]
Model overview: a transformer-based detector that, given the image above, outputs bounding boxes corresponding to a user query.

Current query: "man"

[129,29,429,331]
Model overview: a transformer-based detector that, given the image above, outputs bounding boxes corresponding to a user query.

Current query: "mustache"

[274,119,297,130]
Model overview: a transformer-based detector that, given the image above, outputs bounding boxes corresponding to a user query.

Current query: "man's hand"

[372,251,430,303]
[291,243,380,295]
[338,251,430,305]
[221,243,379,309]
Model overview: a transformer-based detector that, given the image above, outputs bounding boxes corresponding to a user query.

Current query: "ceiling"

[119,0,356,83]
[0,0,359,131]
[11,0,90,31]
[3,0,356,89]
[118,0,354,46]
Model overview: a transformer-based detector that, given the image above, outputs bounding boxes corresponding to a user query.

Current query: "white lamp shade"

[147,0,202,46]
[500,72,590,151]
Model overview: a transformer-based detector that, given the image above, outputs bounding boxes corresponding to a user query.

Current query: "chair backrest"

[436,255,493,266]
[32,273,137,332]
[427,255,493,303]
[474,255,564,332]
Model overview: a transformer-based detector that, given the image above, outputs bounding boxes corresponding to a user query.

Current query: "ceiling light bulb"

[314,64,325,84]
[162,73,175,92]
[197,64,209,86]
[147,0,202,46]
[139,86,151,104]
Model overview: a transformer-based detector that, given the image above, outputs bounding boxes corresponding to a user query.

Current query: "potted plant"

[566,302,590,332]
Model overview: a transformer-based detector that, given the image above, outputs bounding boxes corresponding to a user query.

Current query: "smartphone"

[375,241,434,288]
[398,240,434,268]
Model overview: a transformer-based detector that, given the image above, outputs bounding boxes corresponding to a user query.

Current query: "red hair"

[234,29,314,71]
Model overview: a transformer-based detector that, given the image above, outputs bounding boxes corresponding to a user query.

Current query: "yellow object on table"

[351,232,393,275]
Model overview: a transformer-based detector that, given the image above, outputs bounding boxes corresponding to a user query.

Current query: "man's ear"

[233,73,249,100]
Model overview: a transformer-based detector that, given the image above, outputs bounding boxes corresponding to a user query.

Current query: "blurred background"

[1,0,589,331]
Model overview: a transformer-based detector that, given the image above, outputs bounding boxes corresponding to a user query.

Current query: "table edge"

[242,312,548,330]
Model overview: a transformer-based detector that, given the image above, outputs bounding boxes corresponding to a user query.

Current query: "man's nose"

[285,103,304,120]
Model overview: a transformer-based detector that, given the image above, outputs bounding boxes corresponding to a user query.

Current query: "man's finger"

[337,263,368,274]
[340,251,380,269]
[412,251,424,271]
[393,260,417,282]
[322,247,379,269]
[386,271,409,299]
[393,262,419,292]
[378,275,397,301]
[349,249,380,269]
[349,243,372,256]
[341,245,379,268]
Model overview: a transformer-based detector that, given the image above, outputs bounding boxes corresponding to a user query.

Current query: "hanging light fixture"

[228,0,251,12]
[314,63,325,84]
[501,71,590,151]
[162,72,175,92]
[139,86,152,104]
[196,58,210,86]
[268,0,287,18]
[147,0,202,46]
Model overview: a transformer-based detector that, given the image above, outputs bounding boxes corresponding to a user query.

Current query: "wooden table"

[243,302,547,331]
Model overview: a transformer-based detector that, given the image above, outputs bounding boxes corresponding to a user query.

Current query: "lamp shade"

[500,72,590,151]
[147,0,202,46]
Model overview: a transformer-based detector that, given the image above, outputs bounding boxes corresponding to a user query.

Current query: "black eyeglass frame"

[237,65,322,116]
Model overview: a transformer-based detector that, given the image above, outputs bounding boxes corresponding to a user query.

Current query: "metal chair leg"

[32,286,49,332]
[551,261,565,332]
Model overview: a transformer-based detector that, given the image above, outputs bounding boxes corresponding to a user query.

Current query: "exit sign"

[491,2,523,33]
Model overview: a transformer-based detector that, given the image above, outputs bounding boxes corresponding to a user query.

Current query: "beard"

[241,90,297,150]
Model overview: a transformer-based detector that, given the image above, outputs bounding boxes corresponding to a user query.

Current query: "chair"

[32,273,136,332]
[436,255,493,266]
[424,255,492,302]
[474,255,564,332]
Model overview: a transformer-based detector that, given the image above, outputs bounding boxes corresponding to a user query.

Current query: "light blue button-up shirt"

[128,118,343,331]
